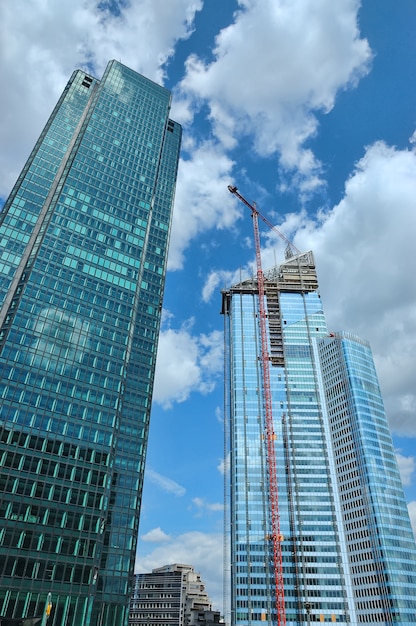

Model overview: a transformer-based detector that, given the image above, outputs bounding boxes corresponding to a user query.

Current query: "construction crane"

[228,185,287,626]
[228,186,301,259]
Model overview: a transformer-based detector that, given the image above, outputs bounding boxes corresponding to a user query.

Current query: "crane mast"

[228,185,286,626]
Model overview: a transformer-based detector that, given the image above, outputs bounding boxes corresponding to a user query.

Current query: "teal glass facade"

[222,252,416,625]
[0,61,181,626]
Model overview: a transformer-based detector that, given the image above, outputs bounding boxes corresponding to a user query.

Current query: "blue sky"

[1,0,416,612]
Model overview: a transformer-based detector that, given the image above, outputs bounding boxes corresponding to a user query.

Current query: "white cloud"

[136,531,223,611]
[153,317,223,408]
[408,502,416,539]
[220,138,416,436]
[276,139,416,435]
[192,497,224,514]
[215,406,223,424]
[146,469,186,497]
[396,453,415,487]
[141,527,172,542]
[202,268,244,303]
[177,0,371,192]
[0,0,202,197]
[168,142,238,270]
[217,452,230,476]
[202,272,223,303]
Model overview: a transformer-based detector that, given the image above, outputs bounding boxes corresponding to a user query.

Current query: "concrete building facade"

[129,564,222,626]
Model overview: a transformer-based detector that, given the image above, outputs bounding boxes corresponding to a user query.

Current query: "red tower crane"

[228,185,287,626]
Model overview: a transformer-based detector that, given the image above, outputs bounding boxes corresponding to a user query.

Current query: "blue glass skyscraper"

[319,332,416,624]
[222,251,416,626]
[0,60,181,626]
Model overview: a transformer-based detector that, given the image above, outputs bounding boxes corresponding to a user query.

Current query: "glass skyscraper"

[319,332,416,624]
[221,251,416,625]
[0,60,181,626]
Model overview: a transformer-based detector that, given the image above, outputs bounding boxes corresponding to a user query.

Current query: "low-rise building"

[129,564,222,626]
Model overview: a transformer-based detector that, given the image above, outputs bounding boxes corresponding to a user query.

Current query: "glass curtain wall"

[0,60,181,626]
[319,332,416,625]
[223,253,351,626]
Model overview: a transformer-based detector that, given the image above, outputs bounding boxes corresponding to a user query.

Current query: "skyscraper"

[221,251,416,626]
[318,331,416,624]
[0,60,181,626]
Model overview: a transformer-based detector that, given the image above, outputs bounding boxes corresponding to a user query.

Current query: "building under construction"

[221,189,416,626]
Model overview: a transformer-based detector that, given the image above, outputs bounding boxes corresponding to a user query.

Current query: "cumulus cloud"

[216,138,416,436]
[215,406,223,424]
[217,452,230,476]
[396,453,415,487]
[0,0,202,197]
[136,531,223,610]
[270,139,416,435]
[141,527,172,542]
[168,142,238,270]
[146,469,186,497]
[176,0,371,192]
[192,497,224,514]
[153,316,223,408]
[202,267,244,303]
